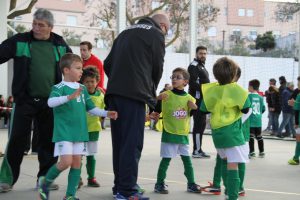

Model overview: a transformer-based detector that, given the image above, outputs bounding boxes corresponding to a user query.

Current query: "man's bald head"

[152,14,170,35]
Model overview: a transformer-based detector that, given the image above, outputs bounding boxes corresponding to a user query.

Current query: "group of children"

[37,53,297,200]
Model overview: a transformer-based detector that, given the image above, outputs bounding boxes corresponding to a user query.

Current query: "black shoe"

[154,182,169,194]
[199,152,210,158]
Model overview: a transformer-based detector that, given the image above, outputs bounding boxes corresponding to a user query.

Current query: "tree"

[8,0,38,19]
[255,31,276,52]
[85,0,219,48]
[275,1,300,22]
[7,23,28,38]
[61,29,84,46]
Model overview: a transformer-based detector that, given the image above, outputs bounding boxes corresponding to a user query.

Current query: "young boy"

[79,66,105,188]
[248,79,265,158]
[202,67,250,196]
[200,57,251,200]
[38,53,117,200]
[153,67,201,194]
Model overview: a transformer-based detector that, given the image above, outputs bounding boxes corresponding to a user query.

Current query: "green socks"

[213,155,222,188]
[293,142,300,160]
[227,170,240,200]
[45,164,61,186]
[238,163,246,190]
[156,158,171,184]
[66,168,81,197]
[221,159,228,189]
[86,156,96,179]
[181,155,195,184]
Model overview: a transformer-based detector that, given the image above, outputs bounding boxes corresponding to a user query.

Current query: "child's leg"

[156,158,171,184]
[227,163,239,200]
[221,158,228,189]
[256,129,264,154]
[45,155,72,186]
[213,154,222,188]
[180,155,195,184]
[66,155,82,197]
[238,163,246,191]
[86,155,96,179]
[292,135,300,161]
[249,128,255,154]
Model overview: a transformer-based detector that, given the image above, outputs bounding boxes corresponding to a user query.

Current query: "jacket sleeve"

[188,64,200,94]
[0,36,16,64]
[151,33,165,89]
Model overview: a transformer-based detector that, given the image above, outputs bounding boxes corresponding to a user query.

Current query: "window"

[238,9,245,16]
[232,29,241,36]
[247,9,254,17]
[207,27,217,37]
[66,16,77,26]
[248,30,257,40]
[224,7,227,16]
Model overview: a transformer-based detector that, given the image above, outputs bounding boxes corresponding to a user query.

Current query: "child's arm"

[242,108,252,123]
[48,87,82,108]
[187,100,198,110]
[88,108,118,120]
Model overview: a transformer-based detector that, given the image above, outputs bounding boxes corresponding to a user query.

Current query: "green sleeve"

[294,95,300,110]
[49,85,62,98]
[243,97,251,109]
[200,100,208,112]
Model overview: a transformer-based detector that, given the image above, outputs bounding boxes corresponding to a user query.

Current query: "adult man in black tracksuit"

[104,14,170,199]
[0,9,71,192]
[188,46,210,158]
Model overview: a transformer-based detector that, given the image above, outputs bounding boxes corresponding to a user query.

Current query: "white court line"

[97,171,300,196]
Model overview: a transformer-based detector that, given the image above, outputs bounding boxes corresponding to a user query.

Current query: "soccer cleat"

[249,152,256,158]
[87,178,100,187]
[259,152,265,158]
[38,176,49,200]
[187,183,201,193]
[288,158,300,165]
[201,182,221,195]
[135,184,145,194]
[239,189,245,196]
[115,193,150,200]
[0,183,12,193]
[154,182,169,194]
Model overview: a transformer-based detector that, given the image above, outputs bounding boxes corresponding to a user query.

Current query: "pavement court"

[0,128,299,200]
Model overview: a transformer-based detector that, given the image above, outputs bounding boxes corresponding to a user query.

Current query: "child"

[200,57,251,200]
[38,53,117,200]
[287,96,300,165]
[79,66,105,188]
[248,79,265,158]
[153,67,201,194]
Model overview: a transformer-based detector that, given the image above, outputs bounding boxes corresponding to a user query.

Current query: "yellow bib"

[202,82,248,129]
[162,90,195,135]
[87,92,105,132]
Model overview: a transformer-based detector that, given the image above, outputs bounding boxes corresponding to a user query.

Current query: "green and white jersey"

[49,81,95,142]
[248,92,265,128]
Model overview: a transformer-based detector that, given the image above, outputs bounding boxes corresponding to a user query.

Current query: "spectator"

[264,78,276,132]
[0,8,72,192]
[80,41,105,91]
[188,46,211,158]
[104,14,169,199]
[268,85,281,135]
[0,95,8,128]
[277,82,296,138]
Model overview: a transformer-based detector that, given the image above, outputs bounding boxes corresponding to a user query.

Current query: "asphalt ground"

[0,128,299,200]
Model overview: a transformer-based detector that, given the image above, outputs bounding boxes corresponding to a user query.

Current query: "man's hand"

[149,112,160,121]
[288,98,295,106]
[67,87,82,100]
[107,111,118,120]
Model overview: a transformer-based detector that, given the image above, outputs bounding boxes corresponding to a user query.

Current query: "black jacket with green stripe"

[0,31,72,104]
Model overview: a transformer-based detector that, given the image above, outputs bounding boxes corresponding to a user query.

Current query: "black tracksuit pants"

[106,95,145,197]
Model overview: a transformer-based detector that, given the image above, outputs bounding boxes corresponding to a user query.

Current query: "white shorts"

[54,141,87,157]
[86,141,98,156]
[160,142,190,158]
[296,128,300,135]
[217,143,249,163]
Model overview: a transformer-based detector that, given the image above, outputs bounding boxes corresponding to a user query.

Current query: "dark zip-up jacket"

[0,31,72,103]
[188,59,210,100]
[104,17,165,109]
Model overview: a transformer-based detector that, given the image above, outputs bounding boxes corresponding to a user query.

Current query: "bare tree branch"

[8,0,38,19]
[275,2,300,22]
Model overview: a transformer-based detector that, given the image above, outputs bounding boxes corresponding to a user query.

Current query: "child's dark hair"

[81,66,100,82]
[60,53,82,74]
[172,67,190,80]
[213,57,238,85]
[235,66,241,81]
[249,79,260,91]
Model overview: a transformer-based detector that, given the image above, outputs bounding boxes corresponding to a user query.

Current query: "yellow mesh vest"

[87,92,105,132]
[202,82,248,129]
[162,90,195,135]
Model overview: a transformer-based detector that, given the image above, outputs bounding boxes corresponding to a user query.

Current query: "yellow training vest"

[87,92,105,132]
[162,90,195,135]
[202,82,248,129]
